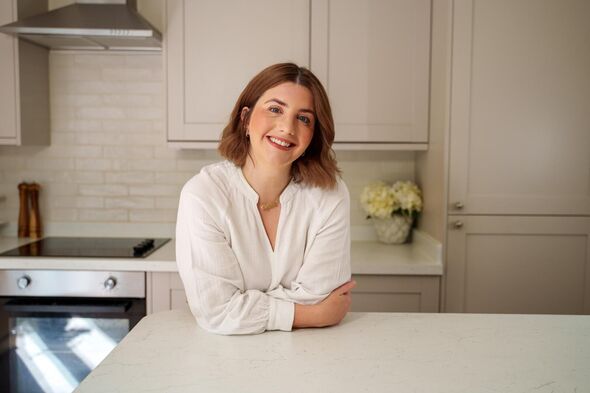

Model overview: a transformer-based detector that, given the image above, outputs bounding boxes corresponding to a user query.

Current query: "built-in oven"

[0,270,146,393]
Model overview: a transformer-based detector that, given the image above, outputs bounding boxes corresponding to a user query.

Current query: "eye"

[268,106,281,114]
[298,115,311,125]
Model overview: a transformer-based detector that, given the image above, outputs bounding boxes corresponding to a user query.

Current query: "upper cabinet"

[166,0,310,148]
[166,0,432,149]
[0,0,50,146]
[448,0,590,216]
[311,0,431,148]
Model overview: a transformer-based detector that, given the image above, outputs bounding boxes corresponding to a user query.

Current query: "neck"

[242,157,292,204]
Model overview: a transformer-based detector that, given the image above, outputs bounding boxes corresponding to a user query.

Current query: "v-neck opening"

[233,165,296,255]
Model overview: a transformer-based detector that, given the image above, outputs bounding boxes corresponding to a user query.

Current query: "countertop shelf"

[0,231,442,276]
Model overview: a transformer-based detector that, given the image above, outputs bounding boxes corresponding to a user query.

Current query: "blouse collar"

[231,162,298,205]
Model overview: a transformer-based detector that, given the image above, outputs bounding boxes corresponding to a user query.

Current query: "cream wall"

[0,52,415,238]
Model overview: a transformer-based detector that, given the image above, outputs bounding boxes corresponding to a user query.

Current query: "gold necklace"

[258,199,280,211]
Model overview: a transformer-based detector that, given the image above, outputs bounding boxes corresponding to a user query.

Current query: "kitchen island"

[75,310,590,393]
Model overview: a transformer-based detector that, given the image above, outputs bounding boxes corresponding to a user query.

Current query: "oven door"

[0,297,145,393]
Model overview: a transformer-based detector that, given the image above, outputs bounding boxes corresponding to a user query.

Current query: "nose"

[278,115,296,136]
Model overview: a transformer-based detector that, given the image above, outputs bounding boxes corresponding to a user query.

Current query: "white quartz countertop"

[0,232,442,276]
[75,310,590,393]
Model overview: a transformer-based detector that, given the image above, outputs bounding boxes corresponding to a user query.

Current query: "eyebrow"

[264,98,315,115]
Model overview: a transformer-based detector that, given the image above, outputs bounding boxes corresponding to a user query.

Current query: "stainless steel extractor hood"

[0,0,161,51]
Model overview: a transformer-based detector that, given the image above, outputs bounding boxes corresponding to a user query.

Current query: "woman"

[176,63,355,335]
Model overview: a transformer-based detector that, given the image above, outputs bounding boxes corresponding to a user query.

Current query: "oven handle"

[3,299,131,314]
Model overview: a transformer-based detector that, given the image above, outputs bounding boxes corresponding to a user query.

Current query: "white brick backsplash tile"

[176,159,219,171]
[44,183,78,197]
[26,158,75,171]
[74,54,127,66]
[112,159,175,172]
[35,146,102,159]
[52,68,101,82]
[79,184,127,197]
[79,209,128,222]
[109,133,162,146]
[102,94,152,106]
[129,184,180,197]
[129,209,176,222]
[0,157,26,170]
[155,172,195,185]
[52,118,102,133]
[105,171,154,184]
[152,120,165,132]
[102,119,153,133]
[76,158,112,171]
[125,54,162,67]
[68,81,132,94]
[153,147,179,159]
[102,68,156,81]
[73,171,104,184]
[45,208,78,221]
[125,107,164,120]
[52,196,103,209]
[51,132,77,145]
[50,53,74,66]
[103,146,153,159]
[105,196,154,209]
[52,95,102,107]
[156,197,179,209]
[75,133,106,145]
[124,81,162,94]
[78,107,126,120]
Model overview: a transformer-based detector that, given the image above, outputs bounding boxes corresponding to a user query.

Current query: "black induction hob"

[0,237,170,258]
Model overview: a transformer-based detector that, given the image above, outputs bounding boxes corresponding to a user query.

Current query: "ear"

[240,107,250,123]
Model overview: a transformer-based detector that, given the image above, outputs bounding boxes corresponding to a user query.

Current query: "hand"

[315,280,356,327]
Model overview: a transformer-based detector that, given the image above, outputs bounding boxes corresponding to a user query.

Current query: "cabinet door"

[0,0,18,143]
[147,272,190,314]
[311,0,431,145]
[166,0,310,145]
[448,0,590,215]
[352,275,439,312]
[445,215,590,314]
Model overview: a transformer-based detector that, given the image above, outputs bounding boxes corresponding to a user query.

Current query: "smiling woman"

[175,63,354,335]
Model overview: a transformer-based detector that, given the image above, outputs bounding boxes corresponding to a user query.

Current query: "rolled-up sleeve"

[176,187,294,335]
[266,180,352,305]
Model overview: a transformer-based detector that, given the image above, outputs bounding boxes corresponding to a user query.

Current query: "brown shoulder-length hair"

[218,63,340,190]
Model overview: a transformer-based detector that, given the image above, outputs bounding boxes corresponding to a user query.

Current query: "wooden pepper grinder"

[28,183,42,239]
[17,182,30,238]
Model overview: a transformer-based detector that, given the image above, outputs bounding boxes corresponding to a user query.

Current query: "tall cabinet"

[444,0,590,314]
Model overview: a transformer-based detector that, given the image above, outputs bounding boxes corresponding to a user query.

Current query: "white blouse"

[176,161,351,335]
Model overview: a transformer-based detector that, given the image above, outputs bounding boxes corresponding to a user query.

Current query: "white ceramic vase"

[372,215,413,244]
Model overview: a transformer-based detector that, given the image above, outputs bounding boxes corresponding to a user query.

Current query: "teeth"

[270,137,292,147]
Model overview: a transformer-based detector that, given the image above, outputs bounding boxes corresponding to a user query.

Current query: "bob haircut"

[218,63,340,190]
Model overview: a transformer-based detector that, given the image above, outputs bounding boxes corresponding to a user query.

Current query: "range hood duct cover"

[0,0,161,51]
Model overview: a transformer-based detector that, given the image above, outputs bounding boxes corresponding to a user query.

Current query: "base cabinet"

[445,216,590,314]
[352,275,439,312]
[147,272,440,314]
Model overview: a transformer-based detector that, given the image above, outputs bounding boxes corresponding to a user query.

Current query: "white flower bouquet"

[360,181,423,219]
[360,181,423,244]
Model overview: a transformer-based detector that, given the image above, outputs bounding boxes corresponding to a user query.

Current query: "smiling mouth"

[267,136,295,149]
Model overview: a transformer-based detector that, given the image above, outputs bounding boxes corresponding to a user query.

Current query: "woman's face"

[243,82,315,171]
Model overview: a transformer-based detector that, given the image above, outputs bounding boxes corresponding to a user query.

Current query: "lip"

[266,135,296,150]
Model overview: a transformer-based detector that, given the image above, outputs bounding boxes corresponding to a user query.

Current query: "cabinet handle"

[453,221,464,229]
[454,201,464,209]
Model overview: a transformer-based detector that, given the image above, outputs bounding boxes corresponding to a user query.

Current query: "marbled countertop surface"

[0,233,442,275]
[75,310,590,393]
